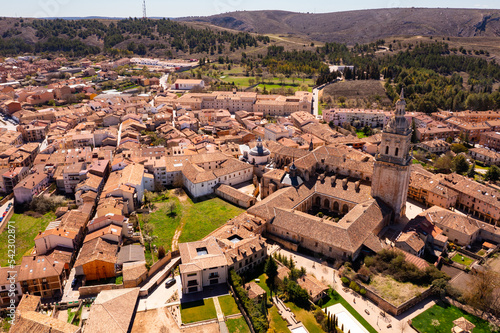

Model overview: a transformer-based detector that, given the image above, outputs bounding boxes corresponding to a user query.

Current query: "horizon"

[3,1,499,19]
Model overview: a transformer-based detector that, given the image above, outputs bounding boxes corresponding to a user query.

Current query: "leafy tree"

[451,143,468,154]
[434,154,453,172]
[485,165,500,182]
[264,257,278,291]
[452,154,470,174]
[467,161,476,178]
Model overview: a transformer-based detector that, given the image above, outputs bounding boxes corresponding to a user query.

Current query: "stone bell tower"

[371,89,412,221]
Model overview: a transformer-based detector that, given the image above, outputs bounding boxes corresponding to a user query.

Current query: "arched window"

[385,146,389,155]
[333,201,340,212]
[342,204,349,214]
[323,199,330,210]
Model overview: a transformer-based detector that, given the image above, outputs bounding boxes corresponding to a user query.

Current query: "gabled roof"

[84,288,140,333]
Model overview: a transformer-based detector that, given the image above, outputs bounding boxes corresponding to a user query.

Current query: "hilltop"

[178,8,500,44]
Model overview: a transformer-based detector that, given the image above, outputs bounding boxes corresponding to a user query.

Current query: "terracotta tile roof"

[11,311,79,333]
[84,288,140,333]
[74,238,118,267]
[18,255,65,281]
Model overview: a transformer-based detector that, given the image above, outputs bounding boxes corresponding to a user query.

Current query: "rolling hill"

[178,8,500,44]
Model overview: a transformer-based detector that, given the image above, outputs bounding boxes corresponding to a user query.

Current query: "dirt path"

[171,229,182,251]
[170,192,191,251]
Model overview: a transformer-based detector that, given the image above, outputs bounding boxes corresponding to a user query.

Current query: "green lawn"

[219,295,240,316]
[412,304,492,333]
[356,130,369,139]
[178,197,244,243]
[256,83,312,93]
[255,273,271,295]
[322,289,377,333]
[269,306,290,333]
[180,298,217,324]
[0,212,56,266]
[139,197,182,251]
[226,316,251,333]
[286,302,325,333]
[451,253,475,267]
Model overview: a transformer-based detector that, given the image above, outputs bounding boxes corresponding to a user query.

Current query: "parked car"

[165,278,176,287]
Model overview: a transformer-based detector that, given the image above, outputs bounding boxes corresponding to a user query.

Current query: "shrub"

[28,195,66,214]
[341,277,350,285]
[359,288,367,296]
[349,281,360,293]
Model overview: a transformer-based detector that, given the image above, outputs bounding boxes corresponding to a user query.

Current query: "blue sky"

[4,0,499,18]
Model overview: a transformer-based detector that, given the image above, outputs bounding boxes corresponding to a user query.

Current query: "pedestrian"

[353,298,356,304]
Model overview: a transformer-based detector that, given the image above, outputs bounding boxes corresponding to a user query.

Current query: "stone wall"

[361,281,433,316]
[78,283,123,297]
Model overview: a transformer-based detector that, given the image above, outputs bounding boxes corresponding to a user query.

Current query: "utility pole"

[142,0,147,19]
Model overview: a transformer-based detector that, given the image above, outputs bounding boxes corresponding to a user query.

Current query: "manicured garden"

[286,302,324,333]
[269,306,290,333]
[451,253,475,267]
[322,289,377,333]
[0,211,56,266]
[412,303,492,333]
[180,299,217,324]
[226,316,251,333]
[219,295,240,316]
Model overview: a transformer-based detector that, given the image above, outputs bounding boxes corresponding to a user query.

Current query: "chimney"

[331,175,337,186]
[342,178,348,189]
[355,181,360,191]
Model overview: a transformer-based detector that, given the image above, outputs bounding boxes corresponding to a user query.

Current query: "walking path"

[213,297,229,333]
[272,296,306,331]
[276,247,436,332]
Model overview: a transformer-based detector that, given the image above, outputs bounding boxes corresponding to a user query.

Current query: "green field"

[322,289,377,333]
[180,299,217,324]
[412,304,492,333]
[0,212,56,266]
[178,197,244,243]
[285,302,324,333]
[140,195,243,260]
[269,306,290,333]
[219,295,240,316]
[226,316,251,333]
[451,253,475,267]
[139,197,182,251]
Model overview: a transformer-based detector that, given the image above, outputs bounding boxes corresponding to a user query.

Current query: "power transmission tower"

[142,0,147,19]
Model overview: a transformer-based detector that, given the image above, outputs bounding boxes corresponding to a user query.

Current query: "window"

[385,146,389,155]
[395,148,399,157]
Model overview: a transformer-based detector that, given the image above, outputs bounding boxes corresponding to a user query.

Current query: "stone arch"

[315,196,321,207]
[342,204,349,214]
[333,201,340,212]
[323,199,330,210]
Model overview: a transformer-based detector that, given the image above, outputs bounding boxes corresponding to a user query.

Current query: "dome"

[249,137,270,157]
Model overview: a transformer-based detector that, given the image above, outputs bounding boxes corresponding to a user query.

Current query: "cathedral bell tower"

[371,89,412,221]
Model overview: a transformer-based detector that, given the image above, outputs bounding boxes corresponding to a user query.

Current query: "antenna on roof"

[142,0,147,19]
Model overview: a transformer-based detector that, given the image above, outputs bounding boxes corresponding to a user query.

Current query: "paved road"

[159,73,169,91]
[61,268,80,303]
[276,247,436,333]
[137,274,180,312]
[313,88,319,116]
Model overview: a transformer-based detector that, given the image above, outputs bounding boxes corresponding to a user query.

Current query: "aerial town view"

[0,0,500,332]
